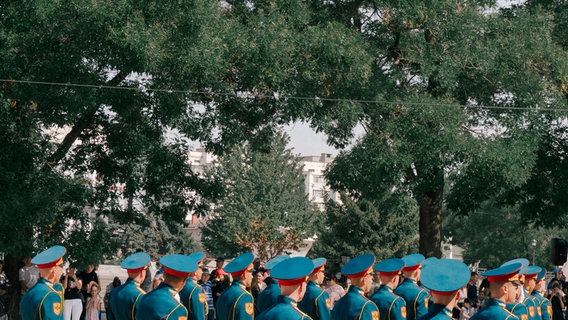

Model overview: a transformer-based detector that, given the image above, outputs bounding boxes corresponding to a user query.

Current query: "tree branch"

[44,71,127,170]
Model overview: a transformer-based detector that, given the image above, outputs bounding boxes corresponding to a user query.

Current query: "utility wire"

[2,78,568,112]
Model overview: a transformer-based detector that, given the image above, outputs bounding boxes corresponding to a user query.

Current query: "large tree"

[311,1,568,257]
[201,133,319,262]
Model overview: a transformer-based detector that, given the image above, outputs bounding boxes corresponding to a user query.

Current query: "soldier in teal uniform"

[21,245,66,320]
[502,259,530,320]
[395,254,429,320]
[216,252,255,320]
[370,258,407,320]
[418,258,471,320]
[330,253,380,320]
[471,263,522,320]
[108,252,150,320]
[180,252,207,320]
[257,257,314,320]
[298,258,330,320]
[532,267,552,320]
[523,266,542,320]
[257,255,290,314]
[136,254,197,320]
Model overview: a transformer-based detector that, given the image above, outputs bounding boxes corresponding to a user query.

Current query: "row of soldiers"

[19,245,551,320]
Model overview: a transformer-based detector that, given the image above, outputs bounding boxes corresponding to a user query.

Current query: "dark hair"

[112,276,122,287]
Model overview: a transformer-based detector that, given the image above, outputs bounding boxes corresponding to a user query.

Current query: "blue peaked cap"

[374,258,405,275]
[32,245,66,267]
[421,259,470,293]
[271,257,313,281]
[265,255,290,270]
[401,253,425,270]
[160,254,198,275]
[501,258,530,268]
[536,267,547,281]
[224,252,255,274]
[341,254,375,277]
[120,252,150,271]
[312,258,327,271]
[422,257,438,269]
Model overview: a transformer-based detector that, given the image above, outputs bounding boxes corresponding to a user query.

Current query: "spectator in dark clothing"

[467,272,479,304]
[210,269,228,306]
[78,265,100,320]
[550,282,565,320]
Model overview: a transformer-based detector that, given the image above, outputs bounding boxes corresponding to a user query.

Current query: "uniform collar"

[125,278,140,286]
[379,285,394,293]
[307,281,320,288]
[279,295,298,306]
[233,280,247,290]
[348,285,365,296]
[488,298,506,308]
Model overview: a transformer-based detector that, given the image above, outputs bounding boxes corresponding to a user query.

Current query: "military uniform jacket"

[416,303,452,320]
[532,292,552,320]
[179,278,207,320]
[330,285,379,320]
[394,279,429,320]
[297,281,331,320]
[370,285,407,320]
[108,278,146,320]
[257,295,313,320]
[135,282,188,320]
[471,298,519,320]
[21,278,64,320]
[215,280,254,320]
[257,279,280,314]
[506,302,529,320]
[523,290,541,320]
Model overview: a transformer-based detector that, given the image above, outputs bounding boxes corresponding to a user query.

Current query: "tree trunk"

[418,184,444,258]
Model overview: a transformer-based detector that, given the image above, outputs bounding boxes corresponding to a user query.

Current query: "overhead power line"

[1,78,568,112]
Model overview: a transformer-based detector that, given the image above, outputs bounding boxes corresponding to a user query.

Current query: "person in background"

[136,249,152,293]
[211,269,227,306]
[324,273,345,310]
[549,282,564,320]
[85,284,101,320]
[198,268,215,320]
[152,269,164,290]
[104,277,121,317]
[19,257,39,295]
[0,261,11,320]
[62,266,83,320]
[78,265,100,320]
[461,299,474,320]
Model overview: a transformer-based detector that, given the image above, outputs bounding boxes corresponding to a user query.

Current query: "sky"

[284,122,339,156]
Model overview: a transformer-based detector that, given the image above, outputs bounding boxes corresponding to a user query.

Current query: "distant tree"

[312,193,418,260]
[443,201,563,269]
[201,133,319,262]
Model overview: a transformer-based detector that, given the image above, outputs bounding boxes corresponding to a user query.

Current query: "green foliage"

[443,201,566,269]
[312,193,418,260]
[201,132,318,262]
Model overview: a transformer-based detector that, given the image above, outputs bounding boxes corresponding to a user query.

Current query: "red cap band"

[126,266,148,274]
[379,270,401,276]
[402,265,421,272]
[431,290,458,296]
[312,266,325,275]
[36,257,63,269]
[347,267,372,279]
[163,266,189,277]
[487,273,519,283]
[278,277,308,286]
